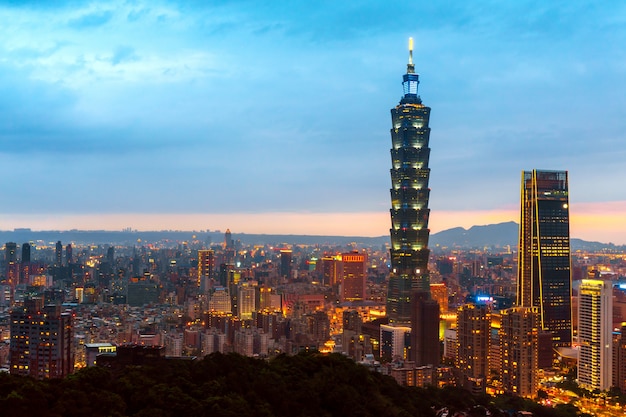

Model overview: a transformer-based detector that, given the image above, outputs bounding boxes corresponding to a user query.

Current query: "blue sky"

[1,1,626,242]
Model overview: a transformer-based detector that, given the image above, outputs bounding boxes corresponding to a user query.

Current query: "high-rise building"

[198,249,215,292]
[65,244,73,265]
[517,170,572,348]
[499,306,539,397]
[280,249,292,280]
[257,286,274,311]
[320,255,341,287]
[224,229,233,249]
[10,298,74,379]
[208,286,232,314]
[21,243,30,263]
[5,242,17,264]
[20,243,31,286]
[410,290,440,366]
[340,251,367,302]
[238,282,257,320]
[5,242,18,288]
[613,325,626,392]
[456,303,490,394]
[55,241,63,267]
[106,246,115,265]
[386,38,433,324]
[380,324,411,362]
[578,279,612,391]
[224,229,235,264]
[430,283,448,313]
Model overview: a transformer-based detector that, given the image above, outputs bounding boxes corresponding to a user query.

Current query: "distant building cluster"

[0,233,390,376]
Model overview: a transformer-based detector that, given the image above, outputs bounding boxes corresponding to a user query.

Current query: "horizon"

[2,2,625,245]
[2,211,625,245]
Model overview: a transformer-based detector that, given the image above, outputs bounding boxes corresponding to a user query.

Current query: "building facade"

[499,307,539,397]
[380,324,411,362]
[197,249,215,292]
[4,242,18,289]
[386,38,433,325]
[578,279,612,391]
[456,303,490,394]
[517,170,572,348]
[410,290,440,366]
[320,255,341,287]
[340,251,367,302]
[9,298,73,379]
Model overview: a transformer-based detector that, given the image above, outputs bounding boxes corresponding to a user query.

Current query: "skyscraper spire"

[407,37,415,74]
[402,37,419,99]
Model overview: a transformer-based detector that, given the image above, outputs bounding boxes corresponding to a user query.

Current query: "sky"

[1,1,626,244]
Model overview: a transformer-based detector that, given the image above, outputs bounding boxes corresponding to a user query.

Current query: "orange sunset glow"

[2,200,625,245]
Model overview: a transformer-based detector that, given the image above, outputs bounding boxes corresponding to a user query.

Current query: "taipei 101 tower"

[386,38,434,326]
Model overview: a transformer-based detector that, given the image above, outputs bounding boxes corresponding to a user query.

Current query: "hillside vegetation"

[0,352,583,417]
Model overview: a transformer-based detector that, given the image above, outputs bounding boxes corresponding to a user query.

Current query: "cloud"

[67,10,114,28]
[110,46,138,65]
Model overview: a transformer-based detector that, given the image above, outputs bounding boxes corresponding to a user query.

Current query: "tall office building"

[430,283,448,313]
[320,255,341,287]
[238,282,257,320]
[517,170,572,348]
[5,242,17,264]
[65,244,73,265]
[386,38,433,324]
[5,242,18,288]
[410,290,440,366]
[10,298,74,379]
[21,243,31,263]
[224,229,233,249]
[224,229,235,264]
[340,251,367,302]
[500,307,539,397]
[107,246,115,265]
[20,243,31,286]
[55,241,63,267]
[280,249,292,280]
[578,279,612,391]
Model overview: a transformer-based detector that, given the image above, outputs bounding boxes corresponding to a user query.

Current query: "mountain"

[430,221,518,249]
[429,221,626,252]
[0,223,622,251]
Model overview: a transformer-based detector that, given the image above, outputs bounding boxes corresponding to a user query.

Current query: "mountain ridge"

[0,222,623,250]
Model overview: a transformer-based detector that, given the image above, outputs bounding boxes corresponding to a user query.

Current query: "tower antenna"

[407,37,415,74]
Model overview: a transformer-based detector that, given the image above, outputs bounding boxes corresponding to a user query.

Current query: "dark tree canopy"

[0,353,581,417]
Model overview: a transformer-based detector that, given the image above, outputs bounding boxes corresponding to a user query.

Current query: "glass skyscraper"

[517,170,572,347]
[386,39,432,325]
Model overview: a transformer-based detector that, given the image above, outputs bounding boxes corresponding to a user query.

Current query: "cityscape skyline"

[2,1,626,244]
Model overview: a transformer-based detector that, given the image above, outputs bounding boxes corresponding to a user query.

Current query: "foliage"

[0,353,582,417]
